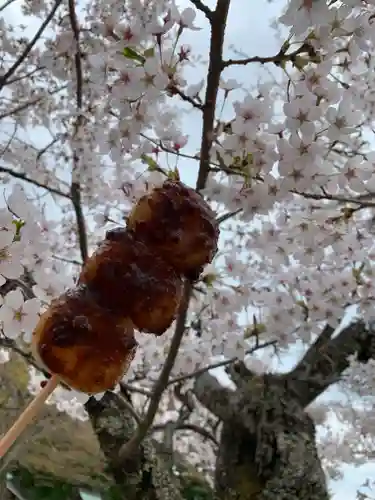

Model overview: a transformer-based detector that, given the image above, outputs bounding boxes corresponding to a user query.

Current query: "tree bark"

[194,367,330,500]
[191,319,375,499]
[289,320,375,406]
[85,392,184,500]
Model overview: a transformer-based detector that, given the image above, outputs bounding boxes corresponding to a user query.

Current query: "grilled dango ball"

[79,228,183,335]
[32,285,137,394]
[127,180,220,280]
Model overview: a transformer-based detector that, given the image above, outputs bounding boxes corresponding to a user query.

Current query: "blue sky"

[2,0,375,497]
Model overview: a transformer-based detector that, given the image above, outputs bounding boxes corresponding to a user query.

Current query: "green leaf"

[293,55,310,70]
[12,218,25,241]
[140,154,167,177]
[122,47,145,64]
[244,323,267,339]
[202,273,216,287]
[167,167,180,181]
[141,154,160,171]
[143,47,155,58]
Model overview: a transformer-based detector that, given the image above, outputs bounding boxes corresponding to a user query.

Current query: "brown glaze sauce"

[32,180,219,393]
[127,180,220,280]
[78,231,183,335]
[32,285,137,393]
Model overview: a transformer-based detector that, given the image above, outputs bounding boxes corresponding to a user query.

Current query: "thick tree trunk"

[192,318,375,500]
[194,366,330,500]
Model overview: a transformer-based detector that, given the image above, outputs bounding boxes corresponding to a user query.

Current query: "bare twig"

[166,339,278,387]
[0,98,45,120]
[36,137,60,160]
[0,0,18,13]
[292,189,375,208]
[0,165,71,199]
[0,124,17,158]
[189,0,213,21]
[5,66,46,85]
[0,338,40,373]
[216,208,242,224]
[168,85,204,110]
[0,0,63,89]
[222,43,314,69]
[51,254,82,266]
[223,54,289,68]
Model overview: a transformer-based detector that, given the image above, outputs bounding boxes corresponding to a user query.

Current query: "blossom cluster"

[2,0,375,481]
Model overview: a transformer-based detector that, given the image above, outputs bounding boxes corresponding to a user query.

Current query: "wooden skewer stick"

[0,375,59,459]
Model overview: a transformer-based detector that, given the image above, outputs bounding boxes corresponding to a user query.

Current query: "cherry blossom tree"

[2,0,375,498]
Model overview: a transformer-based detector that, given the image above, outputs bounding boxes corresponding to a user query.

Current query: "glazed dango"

[0,175,223,462]
[127,180,219,280]
[31,285,137,394]
[79,229,183,335]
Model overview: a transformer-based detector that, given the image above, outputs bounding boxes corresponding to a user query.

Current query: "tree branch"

[0,338,41,375]
[51,254,82,266]
[189,0,213,21]
[222,42,316,69]
[0,166,71,199]
[216,208,242,224]
[0,97,45,120]
[115,0,230,469]
[5,66,46,86]
[168,84,204,110]
[117,281,192,462]
[119,381,152,398]
[0,0,18,14]
[68,0,88,263]
[166,339,277,387]
[70,183,88,262]
[0,0,63,89]
[288,320,375,407]
[196,0,230,190]
[223,53,290,68]
[292,189,375,208]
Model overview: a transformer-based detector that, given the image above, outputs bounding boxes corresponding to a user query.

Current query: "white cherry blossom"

[0,231,24,282]
[0,289,41,340]
[3,0,375,490]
